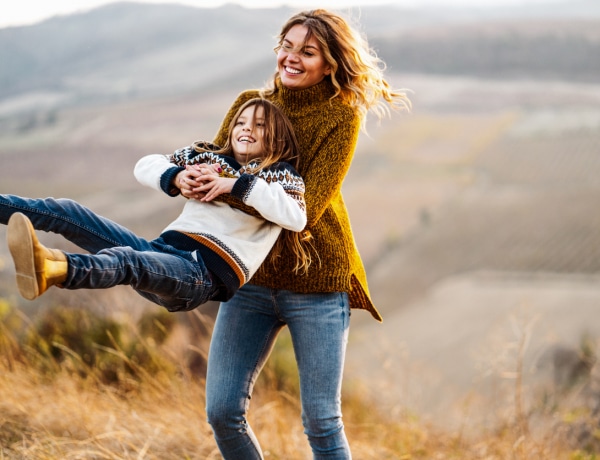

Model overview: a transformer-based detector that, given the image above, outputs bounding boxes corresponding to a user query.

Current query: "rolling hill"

[0,1,599,117]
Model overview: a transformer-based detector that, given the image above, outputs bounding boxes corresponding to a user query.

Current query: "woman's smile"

[277,24,331,90]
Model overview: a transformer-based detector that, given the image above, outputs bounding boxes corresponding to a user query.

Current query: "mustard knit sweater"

[213,79,382,322]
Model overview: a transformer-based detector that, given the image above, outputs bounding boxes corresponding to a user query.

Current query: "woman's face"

[231,104,265,165]
[277,24,331,91]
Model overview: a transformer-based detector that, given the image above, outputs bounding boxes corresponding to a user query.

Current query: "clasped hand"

[176,164,235,202]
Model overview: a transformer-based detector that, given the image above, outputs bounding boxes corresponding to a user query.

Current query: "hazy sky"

[1,0,555,29]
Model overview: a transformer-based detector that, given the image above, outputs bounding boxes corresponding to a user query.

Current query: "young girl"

[2,98,307,312]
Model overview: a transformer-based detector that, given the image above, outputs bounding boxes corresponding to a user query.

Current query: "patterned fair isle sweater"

[134,149,306,301]
[213,79,383,322]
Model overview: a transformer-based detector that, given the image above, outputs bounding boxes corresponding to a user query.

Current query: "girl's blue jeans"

[206,283,352,459]
[0,195,216,311]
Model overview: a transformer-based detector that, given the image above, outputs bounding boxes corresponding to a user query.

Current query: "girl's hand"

[176,164,222,199]
[196,176,236,202]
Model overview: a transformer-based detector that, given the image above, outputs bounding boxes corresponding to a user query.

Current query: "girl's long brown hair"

[193,98,313,273]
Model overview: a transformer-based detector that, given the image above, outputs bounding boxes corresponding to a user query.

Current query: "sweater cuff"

[160,166,185,196]
[231,174,257,202]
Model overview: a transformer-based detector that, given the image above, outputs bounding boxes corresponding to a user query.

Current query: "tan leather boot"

[7,212,68,300]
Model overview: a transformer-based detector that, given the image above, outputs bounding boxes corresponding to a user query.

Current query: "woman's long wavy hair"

[193,98,313,273]
[264,9,411,125]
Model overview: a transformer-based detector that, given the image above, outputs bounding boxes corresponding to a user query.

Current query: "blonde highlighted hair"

[193,98,313,273]
[265,9,411,125]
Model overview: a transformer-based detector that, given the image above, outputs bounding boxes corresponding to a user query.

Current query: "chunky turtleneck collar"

[274,79,336,116]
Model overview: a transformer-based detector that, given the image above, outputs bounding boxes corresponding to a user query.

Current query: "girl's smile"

[231,104,265,164]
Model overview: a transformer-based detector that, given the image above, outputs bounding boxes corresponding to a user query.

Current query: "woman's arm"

[300,107,361,228]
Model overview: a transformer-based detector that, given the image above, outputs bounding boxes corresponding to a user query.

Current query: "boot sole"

[7,212,39,300]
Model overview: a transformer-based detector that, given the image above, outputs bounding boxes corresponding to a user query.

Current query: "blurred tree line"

[374,24,600,82]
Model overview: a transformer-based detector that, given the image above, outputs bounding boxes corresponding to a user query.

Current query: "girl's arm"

[134,154,183,196]
[195,164,306,232]
[135,152,305,231]
[135,148,229,198]
[233,168,306,232]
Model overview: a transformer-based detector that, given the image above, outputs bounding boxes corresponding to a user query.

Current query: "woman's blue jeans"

[206,283,352,459]
[0,195,216,311]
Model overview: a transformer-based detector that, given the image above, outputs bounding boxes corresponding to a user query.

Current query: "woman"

[179,9,410,459]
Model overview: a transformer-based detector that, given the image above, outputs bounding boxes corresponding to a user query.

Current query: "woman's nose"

[286,52,300,62]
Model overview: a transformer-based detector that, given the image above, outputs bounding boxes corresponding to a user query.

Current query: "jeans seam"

[339,292,350,327]
[7,200,126,247]
[271,289,285,322]
[246,321,280,400]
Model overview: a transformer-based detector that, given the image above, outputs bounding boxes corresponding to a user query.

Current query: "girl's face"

[231,104,266,165]
[277,24,331,91]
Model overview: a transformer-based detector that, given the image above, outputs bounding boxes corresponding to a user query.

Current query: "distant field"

[2,70,600,323]
[343,73,600,430]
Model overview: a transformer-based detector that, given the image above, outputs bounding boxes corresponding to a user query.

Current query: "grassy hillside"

[0,303,594,459]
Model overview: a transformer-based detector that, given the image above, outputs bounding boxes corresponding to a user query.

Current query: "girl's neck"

[236,155,264,166]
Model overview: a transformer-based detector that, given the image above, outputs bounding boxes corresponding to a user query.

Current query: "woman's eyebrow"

[283,38,319,51]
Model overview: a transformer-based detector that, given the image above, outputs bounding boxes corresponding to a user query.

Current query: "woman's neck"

[275,79,335,113]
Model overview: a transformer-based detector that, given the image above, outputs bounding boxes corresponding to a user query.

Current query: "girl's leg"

[278,290,352,459]
[205,284,284,460]
[0,194,153,253]
[64,245,216,312]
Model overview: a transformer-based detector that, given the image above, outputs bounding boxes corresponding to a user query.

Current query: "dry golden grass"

[0,362,585,459]
[0,304,596,459]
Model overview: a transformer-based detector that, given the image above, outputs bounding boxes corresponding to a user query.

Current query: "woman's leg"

[205,284,284,460]
[278,290,352,459]
[0,194,153,253]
